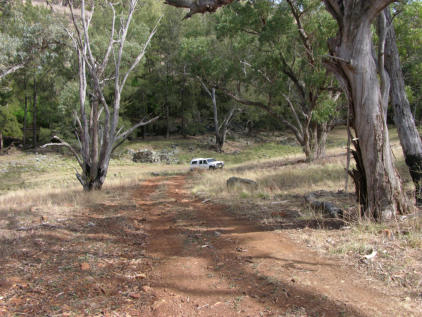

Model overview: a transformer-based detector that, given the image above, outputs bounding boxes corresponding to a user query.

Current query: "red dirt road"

[134,176,414,317]
[0,175,417,316]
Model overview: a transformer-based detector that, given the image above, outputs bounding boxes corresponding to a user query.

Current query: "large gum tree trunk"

[324,0,412,220]
[384,9,422,204]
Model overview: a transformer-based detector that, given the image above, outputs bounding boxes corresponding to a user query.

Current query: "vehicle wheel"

[209,166,215,170]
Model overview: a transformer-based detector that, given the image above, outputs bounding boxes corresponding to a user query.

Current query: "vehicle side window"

[199,160,204,164]
[192,161,197,165]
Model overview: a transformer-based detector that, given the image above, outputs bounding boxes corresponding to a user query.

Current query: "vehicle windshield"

[207,159,216,163]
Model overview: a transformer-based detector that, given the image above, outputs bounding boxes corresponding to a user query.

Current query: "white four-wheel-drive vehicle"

[190,158,224,170]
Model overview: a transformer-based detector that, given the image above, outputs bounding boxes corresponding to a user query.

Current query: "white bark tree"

[43,0,160,191]
[199,78,238,152]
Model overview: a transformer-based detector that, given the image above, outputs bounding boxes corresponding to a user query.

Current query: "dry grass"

[0,151,186,239]
[190,133,422,304]
[193,155,351,201]
[286,216,422,304]
[1,129,421,306]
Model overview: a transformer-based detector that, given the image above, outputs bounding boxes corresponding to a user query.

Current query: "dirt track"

[0,175,417,316]
[134,176,413,316]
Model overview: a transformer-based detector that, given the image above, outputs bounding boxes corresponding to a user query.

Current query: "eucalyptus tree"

[0,1,70,147]
[322,0,413,219]
[165,0,413,220]
[43,0,160,191]
[180,31,241,152]
[216,0,340,161]
[0,2,67,81]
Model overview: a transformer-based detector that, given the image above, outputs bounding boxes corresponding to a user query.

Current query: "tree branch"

[198,76,212,97]
[286,0,315,67]
[164,0,235,19]
[0,64,24,81]
[99,2,116,77]
[114,116,159,144]
[282,93,304,135]
[41,136,83,169]
[223,90,304,144]
[119,15,162,94]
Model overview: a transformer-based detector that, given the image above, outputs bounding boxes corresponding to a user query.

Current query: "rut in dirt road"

[135,175,412,317]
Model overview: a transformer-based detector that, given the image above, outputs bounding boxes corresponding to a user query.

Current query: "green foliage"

[394,1,422,120]
[0,105,22,137]
[0,0,419,146]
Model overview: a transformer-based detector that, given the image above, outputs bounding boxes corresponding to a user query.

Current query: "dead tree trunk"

[384,8,422,204]
[199,79,236,152]
[42,0,160,191]
[324,0,412,220]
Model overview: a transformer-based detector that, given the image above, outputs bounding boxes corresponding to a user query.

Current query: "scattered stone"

[129,292,141,299]
[133,149,159,163]
[133,149,179,164]
[226,177,258,191]
[151,299,166,311]
[80,262,90,271]
[362,250,377,261]
[142,285,153,293]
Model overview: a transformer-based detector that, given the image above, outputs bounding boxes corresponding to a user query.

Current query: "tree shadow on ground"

[0,177,394,316]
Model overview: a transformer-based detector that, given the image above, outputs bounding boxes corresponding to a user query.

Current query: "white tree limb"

[119,15,163,94]
[0,64,24,81]
[41,136,83,168]
[115,116,159,143]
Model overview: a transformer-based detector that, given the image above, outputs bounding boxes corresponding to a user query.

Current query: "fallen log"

[304,192,343,218]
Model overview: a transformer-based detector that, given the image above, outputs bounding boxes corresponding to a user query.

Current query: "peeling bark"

[384,8,422,205]
[323,0,412,220]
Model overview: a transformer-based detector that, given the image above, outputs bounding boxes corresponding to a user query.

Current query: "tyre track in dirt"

[135,175,414,317]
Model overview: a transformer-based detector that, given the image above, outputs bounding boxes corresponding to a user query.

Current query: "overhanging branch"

[114,116,159,144]
[41,136,83,169]
[164,0,235,19]
[0,64,24,81]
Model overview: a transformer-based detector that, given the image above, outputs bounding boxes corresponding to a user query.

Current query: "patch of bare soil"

[0,175,420,316]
